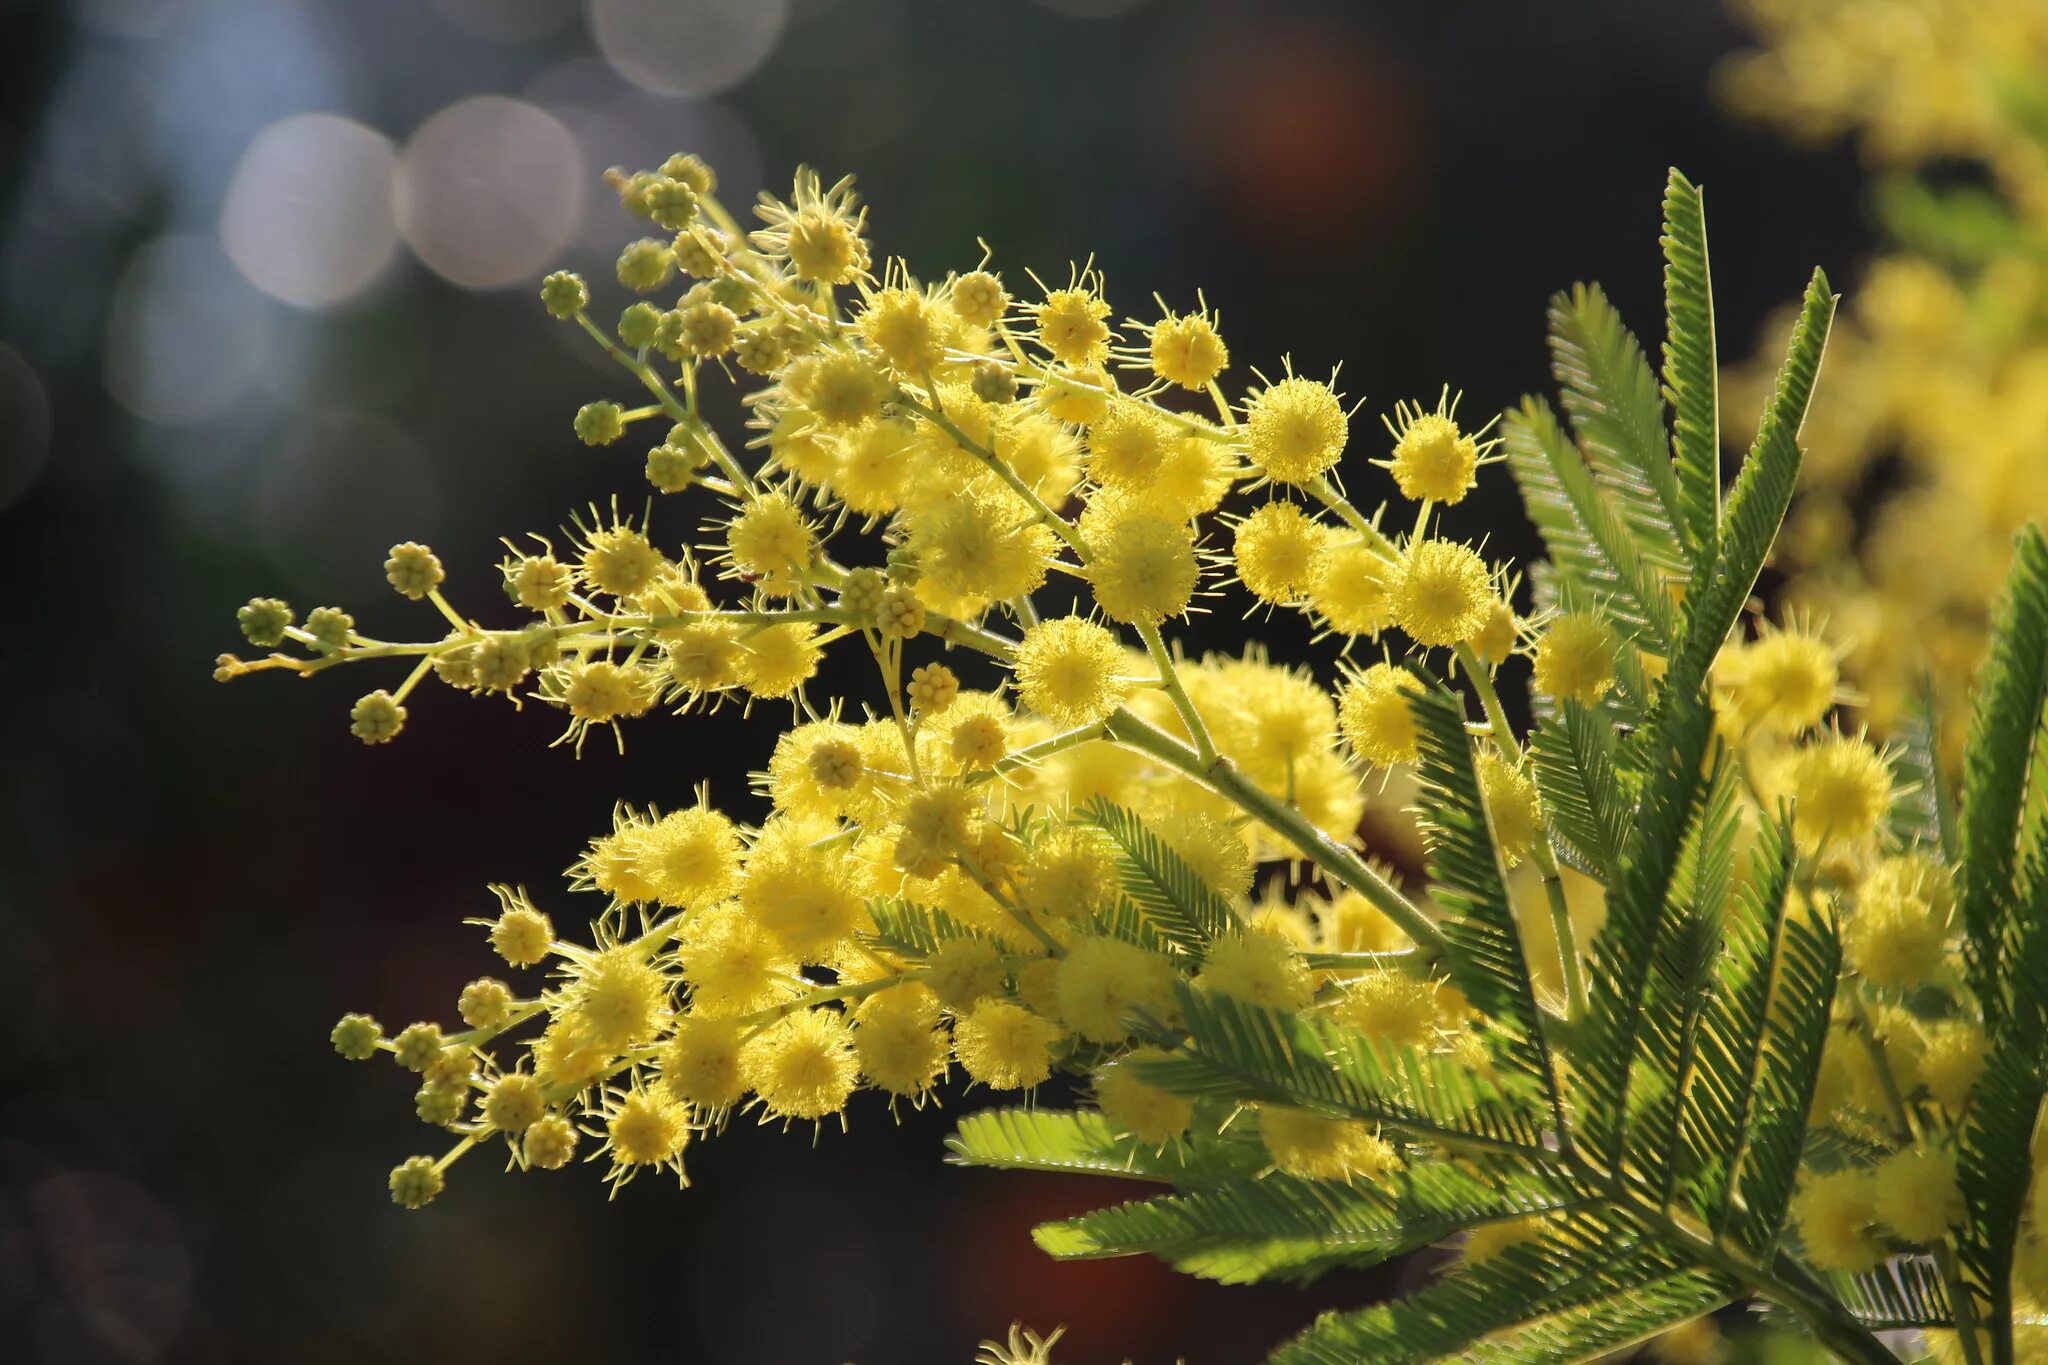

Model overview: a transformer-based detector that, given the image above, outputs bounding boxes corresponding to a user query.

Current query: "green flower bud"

[617,301,662,350]
[616,238,676,293]
[415,1080,467,1128]
[350,690,407,745]
[659,152,715,194]
[391,1022,444,1073]
[671,228,726,279]
[539,270,588,319]
[575,400,627,446]
[614,169,659,218]
[384,542,445,600]
[388,1156,445,1209]
[522,1114,578,1170]
[838,567,887,614]
[644,178,698,232]
[970,359,1017,404]
[472,635,532,693]
[330,1013,382,1061]
[236,597,294,647]
[733,321,789,376]
[304,606,355,654]
[457,977,515,1029]
[675,300,737,358]
[706,275,751,312]
[646,442,701,494]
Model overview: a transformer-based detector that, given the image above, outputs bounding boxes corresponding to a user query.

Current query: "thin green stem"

[1103,707,1447,958]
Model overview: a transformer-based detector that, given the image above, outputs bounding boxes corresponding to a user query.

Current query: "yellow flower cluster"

[227,148,2006,1365]
[1722,0,2048,752]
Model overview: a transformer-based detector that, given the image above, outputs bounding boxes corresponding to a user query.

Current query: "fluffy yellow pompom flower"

[1035,286,1112,365]
[605,1089,689,1169]
[1792,1169,1884,1272]
[639,804,742,908]
[1153,808,1254,901]
[1382,395,1481,504]
[1874,1146,1965,1245]
[745,1009,859,1120]
[1332,969,1440,1046]
[1258,1106,1400,1182]
[1470,596,1519,666]
[580,523,665,598]
[1338,662,1425,766]
[1147,310,1229,391]
[675,905,797,1016]
[906,484,1055,605]
[1017,826,1120,920]
[1056,935,1178,1044]
[1531,612,1618,705]
[1918,1020,1988,1111]
[855,285,945,375]
[1309,538,1396,637]
[953,999,1062,1090]
[737,622,824,699]
[1245,376,1347,485]
[1788,733,1894,847]
[926,937,1005,1009]
[1233,502,1326,604]
[1094,1048,1194,1144]
[1392,539,1494,647]
[1843,887,1948,988]
[659,1013,748,1111]
[1723,624,1839,736]
[853,985,950,1099]
[1196,928,1314,1011]
[562,945,669,1051]
[725,493,815,594]
[1086,510,1200,626]
[1477,751,1542,865]
[740,822,867,961]
[1086,409,1173,490]
[1013,617,1130,726]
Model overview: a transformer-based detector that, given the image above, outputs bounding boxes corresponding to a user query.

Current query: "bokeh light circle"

[587,0,789,97]
[395,97,587,290]
[219,113,398,310]
[104,235,269,426]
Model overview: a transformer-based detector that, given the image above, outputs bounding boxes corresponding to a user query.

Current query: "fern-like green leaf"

[1268,1219,1693,1365]
[945,1106,1264,1187]
[1663,269,1834,696]
[864,897,987,958]
[1131,983,1553,1157]
[1081,797,1237,958]
[1032,1165,1584,1286]
[1448,1271,1733,1363]
[1887,681,1953,857]
[1574,686,1716,1174]
[1957,524,2048,1011]
[1728,907,1842,1255]
[1529,700,1629,882]
[1502,396,1678,655]
[1547,283,1689,578]
[1409,681,1561,1110]
[1824,1257,1954,1331]
[1680,812,1797,1232]
[1661,168,1720,564]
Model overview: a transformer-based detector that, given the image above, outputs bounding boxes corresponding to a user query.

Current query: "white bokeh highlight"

[104,235,269,426]
[587,0,789,97]
[219,113,399,310]
[395,96,587,290]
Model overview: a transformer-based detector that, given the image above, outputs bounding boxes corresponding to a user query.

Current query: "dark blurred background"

[0,1,1869,1361]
